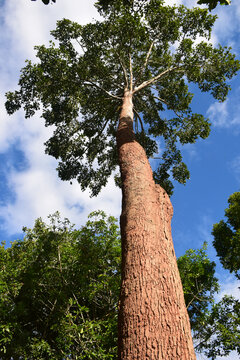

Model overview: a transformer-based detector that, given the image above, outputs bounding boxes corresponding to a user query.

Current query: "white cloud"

[0,162,121,234]
[216,277,240,302]
[0,0,120,236]
[211,2,240,52]
[0,109,121,234]
[4,0,100,59]
[207,100,229,127]
[207,94,240,130]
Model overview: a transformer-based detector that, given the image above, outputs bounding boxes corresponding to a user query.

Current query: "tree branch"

[117,53,129,88]
[84,81,122,100]
[153,94,169,106]
[133,66,183,94]
[133,107,144,132]
[129,53,133,92]
[135,41,155,86]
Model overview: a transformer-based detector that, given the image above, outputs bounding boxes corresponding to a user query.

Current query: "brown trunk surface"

[116,90,196,360]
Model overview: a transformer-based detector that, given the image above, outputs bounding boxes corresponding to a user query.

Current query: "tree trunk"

[116,89,196,360]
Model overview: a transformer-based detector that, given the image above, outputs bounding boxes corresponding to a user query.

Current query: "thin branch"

[133,66,184,94]
[186,288,204,310]
[153,95,169,106]
[129,53,133,92]
[133,107,144,132]
[117,53,129,88]
[58,245,63,273]
[153,94,185,121]
[76,38,86,54]
[84,81,122,100]
[135,41,155,86]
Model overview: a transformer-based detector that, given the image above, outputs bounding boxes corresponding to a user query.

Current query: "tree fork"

[117,89,196,359]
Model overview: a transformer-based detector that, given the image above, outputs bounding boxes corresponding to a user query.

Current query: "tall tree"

[5,1,239,358]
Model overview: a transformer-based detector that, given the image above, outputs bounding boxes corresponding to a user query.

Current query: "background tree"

[0,211,120,359]
[5,1,239,358]
[193,191,240,359]
[194,295,240,359]
[212,191,240,280]
[177,243,219,332]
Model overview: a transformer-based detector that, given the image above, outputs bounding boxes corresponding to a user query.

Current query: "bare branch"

[135,41,155,86]
[84,81,122,100]
[133,66,184,94]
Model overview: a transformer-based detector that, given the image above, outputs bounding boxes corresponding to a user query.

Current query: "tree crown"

[6,0,240,195]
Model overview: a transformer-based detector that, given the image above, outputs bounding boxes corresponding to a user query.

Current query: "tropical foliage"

[0,212,120,359]
[1,212,239,359]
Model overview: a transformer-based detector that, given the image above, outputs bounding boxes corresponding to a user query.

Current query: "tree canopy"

[6,0,239,196]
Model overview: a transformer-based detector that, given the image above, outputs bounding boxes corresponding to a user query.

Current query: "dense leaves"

[194,295,240,359]
[6,0,239,195]
[177,243,219,331]
[212,191,240,279]
[0,212,120,359]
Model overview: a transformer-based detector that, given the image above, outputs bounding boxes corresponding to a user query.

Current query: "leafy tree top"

[6,0,239,195]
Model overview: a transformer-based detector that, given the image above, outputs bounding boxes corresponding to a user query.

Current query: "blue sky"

[0,0,240,358]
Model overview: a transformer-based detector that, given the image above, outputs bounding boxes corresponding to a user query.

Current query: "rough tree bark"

[117,89,196,360]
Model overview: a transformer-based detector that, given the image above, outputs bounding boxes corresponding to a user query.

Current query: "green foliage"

[5,1,239,195]
[177,242,240,359]
[212,191,240,279]
[197,0,231,11]
[177,242,219,331]
[0,211,120,359]
[194,295,240,359]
